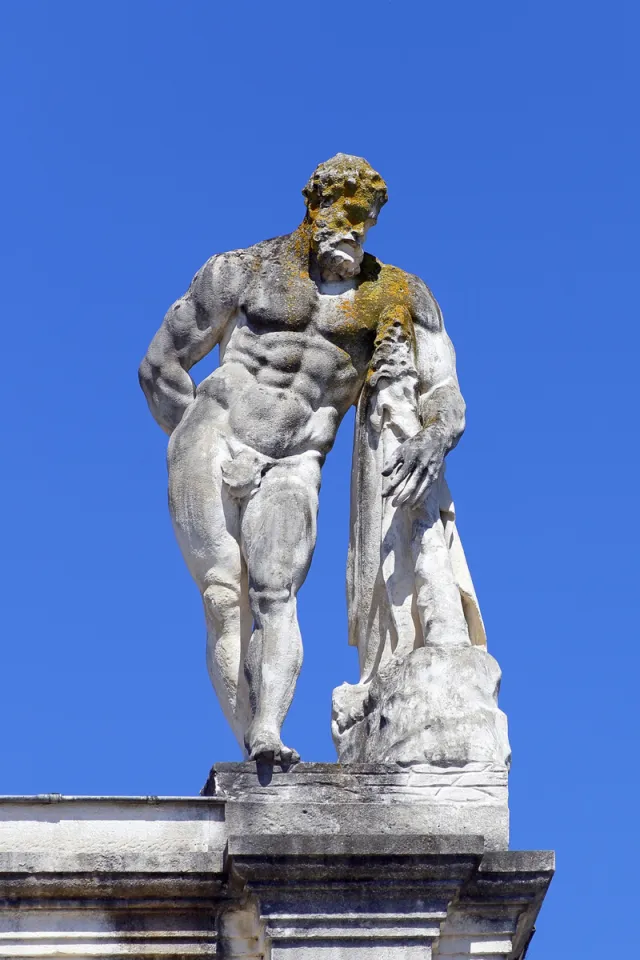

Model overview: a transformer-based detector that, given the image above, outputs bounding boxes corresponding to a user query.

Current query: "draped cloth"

[346,378,486,685]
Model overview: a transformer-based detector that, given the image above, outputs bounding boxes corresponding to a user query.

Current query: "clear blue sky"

[1,2,638,955]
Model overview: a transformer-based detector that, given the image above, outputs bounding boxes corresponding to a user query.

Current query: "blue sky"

[1,2,638,955]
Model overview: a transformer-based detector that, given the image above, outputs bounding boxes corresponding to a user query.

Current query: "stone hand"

[382,430,446,508]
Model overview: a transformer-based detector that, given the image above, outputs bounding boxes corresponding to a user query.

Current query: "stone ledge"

[209,761,508,803]
[0,794,552,959]
[228,833,485,858]
[0,870,224,901]
[224,832,553,960]
[227,832,485,888]
[209,761,509,851]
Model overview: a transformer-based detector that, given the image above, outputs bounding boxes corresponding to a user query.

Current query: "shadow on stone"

[255,761,274,786]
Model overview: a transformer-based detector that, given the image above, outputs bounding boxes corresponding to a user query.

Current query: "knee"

[248,584,292,616]
[203,579,241,624]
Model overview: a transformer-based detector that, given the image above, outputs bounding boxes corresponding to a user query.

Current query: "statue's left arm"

[382,277,466,508]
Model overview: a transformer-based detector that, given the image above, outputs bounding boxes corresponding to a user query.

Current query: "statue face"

[307,182,380,280]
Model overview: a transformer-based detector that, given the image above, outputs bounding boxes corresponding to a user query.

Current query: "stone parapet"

[0,795,226,957]
[0,782,552,959]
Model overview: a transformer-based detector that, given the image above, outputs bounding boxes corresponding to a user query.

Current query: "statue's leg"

[411,484,470,647]
[240,454,321,763]
[168,414,252,748]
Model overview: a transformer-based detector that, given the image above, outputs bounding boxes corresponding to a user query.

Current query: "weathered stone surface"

[211,760,508,803]
[0,794,552,958]
[333,645,511,766]
[0,794,226,873]
[228,800,509,853]
[207,761,509,852]
[0,796,226,957]
[227,833,554,960]
[140,153,490,765]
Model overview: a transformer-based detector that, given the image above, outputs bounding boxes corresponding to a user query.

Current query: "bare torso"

[181,240,384,460]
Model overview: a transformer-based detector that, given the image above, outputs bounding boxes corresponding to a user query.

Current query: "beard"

[314,234,364,280]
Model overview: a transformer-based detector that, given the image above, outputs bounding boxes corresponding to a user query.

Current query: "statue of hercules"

[139,153,469,763]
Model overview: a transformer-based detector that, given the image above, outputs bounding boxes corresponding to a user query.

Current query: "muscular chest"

[240,266,377,356]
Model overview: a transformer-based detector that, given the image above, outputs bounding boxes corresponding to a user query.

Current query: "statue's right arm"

[138,253,243,435]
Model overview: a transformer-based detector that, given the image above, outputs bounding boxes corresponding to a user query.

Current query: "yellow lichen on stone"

[275,155,417,342]
[302,153,387,249]
[352,264,416,351]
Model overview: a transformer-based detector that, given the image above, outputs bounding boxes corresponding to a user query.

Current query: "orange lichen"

[276,155,417,348]
[302,153,387,252]
[338,261,416,358]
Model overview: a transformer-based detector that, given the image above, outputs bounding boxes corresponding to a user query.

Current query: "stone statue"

[140,154,509,769]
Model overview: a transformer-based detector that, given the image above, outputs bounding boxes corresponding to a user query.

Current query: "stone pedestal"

[0,773,553,958]
[207,761,509,852]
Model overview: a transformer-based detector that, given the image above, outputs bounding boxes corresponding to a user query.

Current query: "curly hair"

[302,153,388,212]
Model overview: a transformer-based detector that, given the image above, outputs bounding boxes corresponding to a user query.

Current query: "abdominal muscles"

[197,322,359,458]
[229,378,321,456]
[199,362,343,459]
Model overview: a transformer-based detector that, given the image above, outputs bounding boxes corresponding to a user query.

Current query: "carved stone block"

[206,760,509,852]
[333,645,511,767]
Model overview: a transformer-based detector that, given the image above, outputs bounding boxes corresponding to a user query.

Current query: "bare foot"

[279,743,301,765]
[245,725,300,765]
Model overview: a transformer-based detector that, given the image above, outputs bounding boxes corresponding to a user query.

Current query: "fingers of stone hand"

[393,455,442,507]
[408,468,437,507]
[384,455,414,495]
[382,448,404,477]
[392,464,426,506]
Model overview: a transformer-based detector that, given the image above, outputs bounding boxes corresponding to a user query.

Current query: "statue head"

[303,153,388,281]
